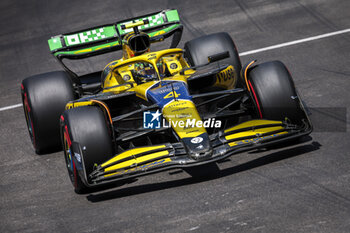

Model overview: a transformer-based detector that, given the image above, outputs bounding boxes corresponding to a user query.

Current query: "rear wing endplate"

[48,9,182,60]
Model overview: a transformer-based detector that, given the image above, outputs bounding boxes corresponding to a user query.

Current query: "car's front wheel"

[247,60,307,125]
[60,106,114,194]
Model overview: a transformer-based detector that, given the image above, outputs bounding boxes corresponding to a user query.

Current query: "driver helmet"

[133,62,157,84]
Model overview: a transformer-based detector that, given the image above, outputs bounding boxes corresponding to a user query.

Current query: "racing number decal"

[164,91,180,99]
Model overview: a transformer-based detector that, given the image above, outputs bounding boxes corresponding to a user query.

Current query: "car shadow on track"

[86,137,321,203]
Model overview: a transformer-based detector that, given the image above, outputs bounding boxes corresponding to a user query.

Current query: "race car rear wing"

[47,9,183,60]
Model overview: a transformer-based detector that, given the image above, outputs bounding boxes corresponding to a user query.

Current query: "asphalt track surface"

[1,0,350,232]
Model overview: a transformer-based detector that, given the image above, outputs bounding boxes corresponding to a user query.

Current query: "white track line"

[239,28,350,56]
[0,103,22,112]
[1,28,349,113]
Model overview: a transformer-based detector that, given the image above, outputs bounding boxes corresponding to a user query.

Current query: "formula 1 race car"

[21,9,312,193]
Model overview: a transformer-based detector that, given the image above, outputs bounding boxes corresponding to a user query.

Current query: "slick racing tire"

[60,106,114,194]
[247,61,306,125]
[21,71,75,154]
[184,32,242,83]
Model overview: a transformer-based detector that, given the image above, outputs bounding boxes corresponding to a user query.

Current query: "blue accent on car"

[146,80,191,108]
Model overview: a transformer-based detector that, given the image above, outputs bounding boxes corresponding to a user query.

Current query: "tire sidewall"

[248,61,306,124]
[21,71,75,153]
[61,106,114,193]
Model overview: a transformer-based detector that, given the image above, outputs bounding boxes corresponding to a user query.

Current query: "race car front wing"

[71,119,312,187]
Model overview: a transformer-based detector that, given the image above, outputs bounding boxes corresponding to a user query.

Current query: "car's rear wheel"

[60,106,114,194]
[247,61,306,125]
[184,32,242,84]
[21,71,75,154]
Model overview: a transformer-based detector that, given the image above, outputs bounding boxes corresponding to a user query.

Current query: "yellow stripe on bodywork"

[224,120,283,134]
[101,145,168,170]
[74,48,92,54]
[224,120,288,147]
[228,132,287,147]
[105,157,172,177]
[225,126,284,141]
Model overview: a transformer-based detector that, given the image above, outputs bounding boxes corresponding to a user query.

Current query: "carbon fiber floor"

[0,0,350,232]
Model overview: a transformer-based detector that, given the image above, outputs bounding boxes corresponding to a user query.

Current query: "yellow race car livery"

[21,9,312,193]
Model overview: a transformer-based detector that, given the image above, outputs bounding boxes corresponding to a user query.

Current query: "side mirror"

[180,51,231,75]
[208,51,230,63]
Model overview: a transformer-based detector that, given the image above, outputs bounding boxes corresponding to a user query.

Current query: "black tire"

[21,71,75,154]
[60,106,114,194]
[247,61,306,125]
[184,32,242,81]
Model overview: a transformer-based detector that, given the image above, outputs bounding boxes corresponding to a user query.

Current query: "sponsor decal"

[123,75,131,81]
[66,28,107,45]
[154,86,179,94]
[191,137,203,144]
[170,63,178,69]
[74,152,81,163]
[216,66,234,83]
